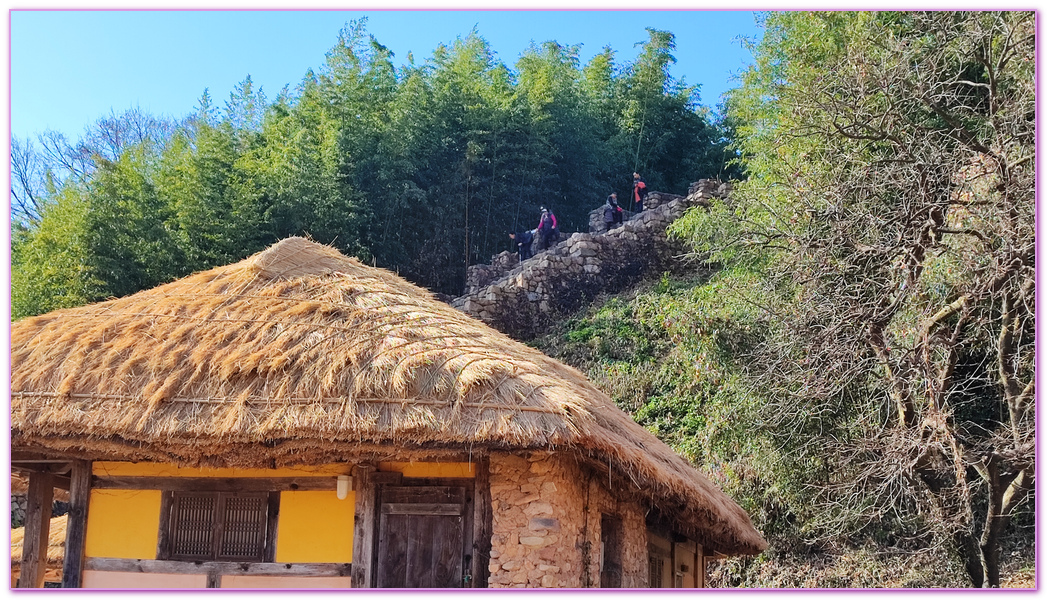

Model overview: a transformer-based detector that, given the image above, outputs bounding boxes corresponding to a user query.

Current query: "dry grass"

[12,237,765,556]
[11,514,67,568]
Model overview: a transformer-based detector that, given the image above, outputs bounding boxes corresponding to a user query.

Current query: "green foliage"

[14,22,738,316]
[11,184,102,319]
[672,10,1034,588]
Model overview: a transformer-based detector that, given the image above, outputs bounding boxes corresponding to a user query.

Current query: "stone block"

[529,460,553,475]
[528,517,560,531]
[520,536,546,546]
[523,501,553,516]
[513,492,541,505]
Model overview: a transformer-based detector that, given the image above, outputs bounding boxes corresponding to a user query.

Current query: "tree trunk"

[954,531,984,588]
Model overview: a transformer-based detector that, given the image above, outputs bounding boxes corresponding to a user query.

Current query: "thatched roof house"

[11,237,765,589]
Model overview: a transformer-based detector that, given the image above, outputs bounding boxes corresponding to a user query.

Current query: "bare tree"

[11,137,46,224]
[699,11,1034,587]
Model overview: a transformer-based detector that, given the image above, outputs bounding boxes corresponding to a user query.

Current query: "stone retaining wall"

[453,180,732,338]
[587,191,683,234]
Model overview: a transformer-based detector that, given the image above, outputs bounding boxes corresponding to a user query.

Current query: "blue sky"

[10,10,764,143]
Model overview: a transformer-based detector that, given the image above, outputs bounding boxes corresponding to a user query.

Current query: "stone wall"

[463,250,521,297]
[487,452,649,588]
[453,180,732,338]
[587,191,683,234]
[488,452,586,588]
[579,473,649,588]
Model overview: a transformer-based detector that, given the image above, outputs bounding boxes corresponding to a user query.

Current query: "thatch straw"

[11,237,766,555]
[11,515,67,566]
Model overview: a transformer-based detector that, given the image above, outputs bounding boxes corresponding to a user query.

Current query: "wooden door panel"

[376,486,466,588]
[376,513,409,587]
[430,513,464,587]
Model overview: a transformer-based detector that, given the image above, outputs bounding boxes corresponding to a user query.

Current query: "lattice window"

[165,492,272,562]
[648,556,665,588]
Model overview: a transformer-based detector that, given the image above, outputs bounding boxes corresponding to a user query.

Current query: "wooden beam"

[670,539,677,588]
[92,476,338,492]
[61,461,91,588]
[380,503,462,515]
[156,491,174,560]
[471,454,491,588]
[11,450,72,462]
[19,472,54,587]
[11,462,72,474]
[84,557,352,577]
[370,471,403,485]
[351,465,376,588]
[695,544,704,589]
[264,491,281,563]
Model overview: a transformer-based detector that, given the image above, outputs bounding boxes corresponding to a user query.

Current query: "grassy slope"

[528,267,1034,589]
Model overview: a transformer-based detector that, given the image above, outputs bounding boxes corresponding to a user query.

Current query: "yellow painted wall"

[275,491,355,563]
[83,461,467,566]
[379,461,475,478]
[85,489,162,559]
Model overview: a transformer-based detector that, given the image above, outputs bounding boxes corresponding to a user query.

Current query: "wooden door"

[375,486,467,588]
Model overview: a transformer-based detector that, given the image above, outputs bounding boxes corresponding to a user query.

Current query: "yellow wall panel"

[84,489,162,559]
[275,491,355,563]
[379,461,475,478]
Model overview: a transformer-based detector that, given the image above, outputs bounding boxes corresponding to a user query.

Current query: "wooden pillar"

[61,461,92,588]
[694,545,704,589]
[351,464,376,588]
[670,539,677,588]
[471,454,492,588]
[19,472,54,588]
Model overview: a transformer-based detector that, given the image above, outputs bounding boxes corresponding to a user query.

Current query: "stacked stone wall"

[588,190,683,234]
[580,474,649,588]
[488,452,587,587]
[453,180,732,338]
[486,452,651,588]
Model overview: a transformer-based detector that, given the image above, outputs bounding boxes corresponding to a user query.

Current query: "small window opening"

[599,514,623,588]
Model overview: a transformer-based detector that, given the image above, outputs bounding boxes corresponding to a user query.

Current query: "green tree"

[85,143,185,298]
[674,11,1034,587]
[11,183,101,319]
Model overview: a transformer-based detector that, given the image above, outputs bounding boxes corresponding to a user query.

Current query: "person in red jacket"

[537,206,559,250]
[632,172,648,212]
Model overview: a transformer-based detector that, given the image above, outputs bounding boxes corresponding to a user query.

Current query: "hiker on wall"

[537,207,559,251]
[603,192,623,230]
[509,229,535,261]
[632,172,648,212]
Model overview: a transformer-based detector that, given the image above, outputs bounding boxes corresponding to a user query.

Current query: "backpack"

[540,211,557,234]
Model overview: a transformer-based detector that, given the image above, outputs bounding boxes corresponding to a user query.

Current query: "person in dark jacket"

[632,172,648,212]
[509,229,535,261]
[537,207,558,250]
[603,192,623,230]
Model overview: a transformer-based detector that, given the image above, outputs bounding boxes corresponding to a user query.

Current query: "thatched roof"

[11,515,67,567]
[11,237,766,556]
